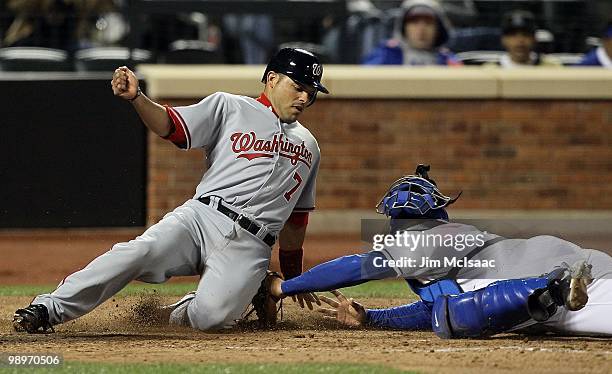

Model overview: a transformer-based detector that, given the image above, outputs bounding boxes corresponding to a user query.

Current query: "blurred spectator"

[491,10,561,68]
[362,0,460,66]
[320,0,381,63]
[3,0,117,50]
[4,0,73,48]
[578,22,612,68]
[77,0,127,49]
[223,13,273,64]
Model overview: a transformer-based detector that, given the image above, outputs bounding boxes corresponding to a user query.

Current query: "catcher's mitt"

[243,271,283,328]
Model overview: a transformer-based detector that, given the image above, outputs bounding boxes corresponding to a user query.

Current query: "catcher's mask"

[262,47,329,107]
[376,164,461,220]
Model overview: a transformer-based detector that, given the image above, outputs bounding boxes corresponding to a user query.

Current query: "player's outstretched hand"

[318,290,367,327]
[111,66,139,100]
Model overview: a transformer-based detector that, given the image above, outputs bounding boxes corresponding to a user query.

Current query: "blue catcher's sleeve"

[280,251,397,296]
[366,301,432,330]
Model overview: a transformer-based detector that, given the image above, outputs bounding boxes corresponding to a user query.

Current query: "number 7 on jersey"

[284,172,303,201]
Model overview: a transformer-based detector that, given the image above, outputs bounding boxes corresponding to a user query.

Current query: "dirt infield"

[1,294,611,374]
[1,229,611,373]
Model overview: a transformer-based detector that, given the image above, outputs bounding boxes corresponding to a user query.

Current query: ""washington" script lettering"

[230,132,312,167]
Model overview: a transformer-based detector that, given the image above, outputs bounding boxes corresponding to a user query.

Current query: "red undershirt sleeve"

[162,105,188,149]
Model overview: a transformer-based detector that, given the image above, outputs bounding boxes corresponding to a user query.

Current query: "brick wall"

[147,98,612,224]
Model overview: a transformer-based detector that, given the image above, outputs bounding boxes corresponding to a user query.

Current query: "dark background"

[0,75,147,227]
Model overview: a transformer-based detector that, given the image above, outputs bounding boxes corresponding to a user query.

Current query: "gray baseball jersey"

[380,221,599,282]
[33,91,321,330]
[167,92,320,235]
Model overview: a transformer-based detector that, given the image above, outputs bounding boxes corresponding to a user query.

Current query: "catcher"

[259,165,612,337]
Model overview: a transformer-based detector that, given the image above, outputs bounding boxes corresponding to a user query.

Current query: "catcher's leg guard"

[432,276,563,339]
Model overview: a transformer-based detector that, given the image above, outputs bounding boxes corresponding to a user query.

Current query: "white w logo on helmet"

[312,63,322,76]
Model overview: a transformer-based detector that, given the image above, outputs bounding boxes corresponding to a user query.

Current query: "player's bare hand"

[291,292,321,310]
[111,66,139,100]
[318,290,367,327]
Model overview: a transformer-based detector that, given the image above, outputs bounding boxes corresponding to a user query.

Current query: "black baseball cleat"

[13,304,55,334]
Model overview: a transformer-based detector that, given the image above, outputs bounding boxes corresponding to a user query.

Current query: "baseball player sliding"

[13,48,325,333]
[266,165,612,338]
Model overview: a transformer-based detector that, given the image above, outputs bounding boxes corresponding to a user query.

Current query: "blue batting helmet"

[376,164,460,220]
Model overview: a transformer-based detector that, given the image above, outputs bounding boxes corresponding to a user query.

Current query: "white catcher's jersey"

[166,92,320,234]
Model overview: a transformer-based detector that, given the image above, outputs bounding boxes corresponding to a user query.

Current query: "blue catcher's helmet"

[376,165,461,220]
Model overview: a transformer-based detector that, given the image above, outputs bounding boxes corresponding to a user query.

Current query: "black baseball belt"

[198,196,276,247]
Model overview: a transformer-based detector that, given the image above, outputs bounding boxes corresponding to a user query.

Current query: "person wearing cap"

[362,0,461,66]
[578,22,612,68]
[492,10,562,68]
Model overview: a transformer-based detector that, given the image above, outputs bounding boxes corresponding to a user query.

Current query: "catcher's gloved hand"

[245,271,284,328]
